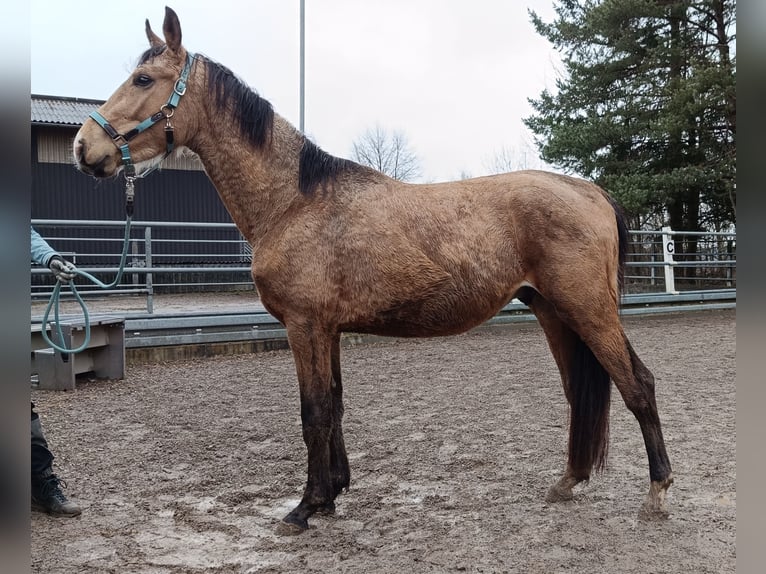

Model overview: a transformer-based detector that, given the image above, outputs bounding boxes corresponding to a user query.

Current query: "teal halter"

[88,51,195,213]
[40,51,197,355]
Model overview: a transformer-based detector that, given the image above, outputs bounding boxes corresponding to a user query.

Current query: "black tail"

[567,193,626,477]
[608,193,629,294]
[568,337,611,476]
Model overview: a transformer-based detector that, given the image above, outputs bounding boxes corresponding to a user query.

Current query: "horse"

[73,7,673,533]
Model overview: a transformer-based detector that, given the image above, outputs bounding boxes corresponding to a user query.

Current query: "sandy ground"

[30,308,735,573]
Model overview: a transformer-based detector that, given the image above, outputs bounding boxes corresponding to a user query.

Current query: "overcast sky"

[30,0,561,183]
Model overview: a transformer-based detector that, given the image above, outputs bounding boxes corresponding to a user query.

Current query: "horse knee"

[630,372,658,416]
[623,392,654,418]
[613,341,658,415]
[301,391,332,425]
[627,340,655,389]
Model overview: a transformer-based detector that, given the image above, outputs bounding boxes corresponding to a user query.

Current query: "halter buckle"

[125,176,136,216]
[173,78,187,96]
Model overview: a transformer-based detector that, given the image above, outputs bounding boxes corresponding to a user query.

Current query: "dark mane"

[200,54,274,149]
[299,139,375,196]
[138,45,167,65]
[199,54,373,196]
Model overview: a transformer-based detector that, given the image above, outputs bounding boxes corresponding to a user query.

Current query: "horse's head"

[74,7,195,179]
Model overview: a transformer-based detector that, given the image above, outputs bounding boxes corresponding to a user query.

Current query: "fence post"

[131,235,139,287]
[145,226,154,314]
[661,226,678,294]
[726,238,734,288]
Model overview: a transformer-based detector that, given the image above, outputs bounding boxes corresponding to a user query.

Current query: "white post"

[145,226,153,314]
[661,226,678,294]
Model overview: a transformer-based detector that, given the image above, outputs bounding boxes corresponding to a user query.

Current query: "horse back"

[252,170,621,336]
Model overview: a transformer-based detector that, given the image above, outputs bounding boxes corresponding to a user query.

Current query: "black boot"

[31,468,81,517]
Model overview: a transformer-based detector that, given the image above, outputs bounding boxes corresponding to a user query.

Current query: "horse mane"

[135,48,274,149]
[138,45,167,65]
[299,139,374,196]
[200,54,275,149]
[198,53,374,196]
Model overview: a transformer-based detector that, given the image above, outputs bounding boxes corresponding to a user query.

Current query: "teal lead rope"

[39,208,133,355]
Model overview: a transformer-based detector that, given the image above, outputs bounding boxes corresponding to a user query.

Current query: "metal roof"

[31,94,104,126]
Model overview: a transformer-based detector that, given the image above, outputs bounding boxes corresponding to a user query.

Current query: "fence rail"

[32,219,736,314]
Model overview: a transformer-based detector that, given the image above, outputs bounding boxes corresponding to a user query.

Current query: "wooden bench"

[31,315,125,390]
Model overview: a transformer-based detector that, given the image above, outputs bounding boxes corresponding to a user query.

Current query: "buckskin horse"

[73,7,673,533]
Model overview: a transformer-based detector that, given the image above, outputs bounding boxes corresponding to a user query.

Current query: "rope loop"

[39,217,133,354]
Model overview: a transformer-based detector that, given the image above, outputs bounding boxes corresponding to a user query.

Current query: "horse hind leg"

[547,331,612,504]
[523,290,611,503]
[561,298,673,517]
[624,338,674,517]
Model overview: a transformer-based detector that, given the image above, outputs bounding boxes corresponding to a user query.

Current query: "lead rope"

[39,182,135,356]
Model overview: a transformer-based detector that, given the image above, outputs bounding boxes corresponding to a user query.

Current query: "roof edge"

[32,94,106,105]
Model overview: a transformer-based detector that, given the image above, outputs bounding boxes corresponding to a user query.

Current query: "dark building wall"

[32,126,245,266]
[32,161,233,223]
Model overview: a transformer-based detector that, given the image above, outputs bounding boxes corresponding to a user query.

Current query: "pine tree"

[524,0,736,232]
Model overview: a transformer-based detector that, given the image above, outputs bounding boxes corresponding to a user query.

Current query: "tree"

[351,125,421,182]
[483,141,546,174]
[524,0,736,232]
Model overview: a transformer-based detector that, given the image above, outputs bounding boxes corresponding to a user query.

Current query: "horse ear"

[145,19,164,48]
[162,6,183,53]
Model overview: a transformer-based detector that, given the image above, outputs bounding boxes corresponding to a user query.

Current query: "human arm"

[31,227,77,281]
[30,226,57,267]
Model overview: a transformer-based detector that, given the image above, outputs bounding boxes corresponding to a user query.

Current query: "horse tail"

[609,193,629,295]
[568,337,611,475]
[567,193,626,476]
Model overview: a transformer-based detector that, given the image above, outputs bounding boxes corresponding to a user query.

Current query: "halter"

[89,51,195,214]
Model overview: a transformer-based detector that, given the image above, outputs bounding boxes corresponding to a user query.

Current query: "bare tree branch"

[483,143,545,174]
[351,125,421,182]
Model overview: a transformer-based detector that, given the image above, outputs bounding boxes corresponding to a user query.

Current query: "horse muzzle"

[73,134,120,178]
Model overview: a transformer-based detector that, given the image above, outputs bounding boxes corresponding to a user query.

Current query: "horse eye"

[133,74,154,88]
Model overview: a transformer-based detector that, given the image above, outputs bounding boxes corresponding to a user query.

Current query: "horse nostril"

[73,139,86,163]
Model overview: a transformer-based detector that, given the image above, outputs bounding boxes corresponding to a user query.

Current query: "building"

[32,94,248,267]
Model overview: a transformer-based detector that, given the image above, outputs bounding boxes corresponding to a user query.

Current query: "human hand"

[49,257,77,282]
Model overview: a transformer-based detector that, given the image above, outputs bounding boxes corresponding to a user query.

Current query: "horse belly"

[336,246,523,337]
[342,291,510,338]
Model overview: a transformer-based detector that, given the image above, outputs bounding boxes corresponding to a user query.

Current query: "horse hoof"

[276,513,309,536]
[545,483,574,503]
[638,476,673,519]
[638,503,670,521]
[316,502,336,515]
[276,518,308,536]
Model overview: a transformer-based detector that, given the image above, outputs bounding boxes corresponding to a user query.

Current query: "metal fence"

[32,219,736,313]
[625,227,736,293]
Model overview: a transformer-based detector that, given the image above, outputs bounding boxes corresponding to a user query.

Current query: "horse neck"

[188,110,303,248]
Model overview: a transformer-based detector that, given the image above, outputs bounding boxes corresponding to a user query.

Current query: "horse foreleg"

[279,321,336,534]
[316,334,351,516]
[328,334,350,501]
